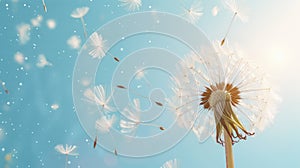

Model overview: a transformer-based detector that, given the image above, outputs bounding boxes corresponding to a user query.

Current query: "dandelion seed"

[31,15,43,27]
[161,159,178,168]
[114,57,120,62]
[83,85,115,113]
[120,99,164,135]
[221,0,247,46]
[212,6,219,16]
[51,104,59,110]
[116,85,164,107]
[36,54,52,68]
[47,19,56,29]
[42,0,47,12]
[95,115,118,155]
[88,32,120,62]
[14,52,25,65]
[71,7,89,38]
[119,0,142,12]
[93,136,97,148]
[55,144,79,168]
[155,101,163,106]
[17,23,31,45]
[172,42,278,168]
[67,35,81,50]
[135,68,152,88]
[182,2,203,24]
[165,96,195,129]
[117,85,126,89]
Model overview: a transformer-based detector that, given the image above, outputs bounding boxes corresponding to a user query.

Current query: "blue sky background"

[0,0,299,167]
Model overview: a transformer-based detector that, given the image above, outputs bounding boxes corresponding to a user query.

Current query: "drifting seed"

[117,85,126,89]
[220,38,225,46]
[155,101,163,106]
[93,136,97,148]
[114,57,120,62]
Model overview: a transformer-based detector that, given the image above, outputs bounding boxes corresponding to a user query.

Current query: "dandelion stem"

[138,122,163,129]
[116,85,163,107]
[42,0,47,12]
[108,131,118,156]
[224,130,234,168]
[80,17,88,39]
[65,154,68,168]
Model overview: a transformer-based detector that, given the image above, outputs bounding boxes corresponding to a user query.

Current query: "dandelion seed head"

[119,99,141,134]
[119,119,138,134]
[171,42,279,144]
[71,7,89,18]
[119,0,142,11]
[88,32,106,59]
[183,2,203,24]
[95,115,116,133]
[161,159,178,168]
[223,0,248,22]
[83,85,115,113]
[55,144,79,156]
[36,54,52,68]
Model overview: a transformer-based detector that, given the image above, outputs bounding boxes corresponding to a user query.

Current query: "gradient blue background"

[0,0,298,167]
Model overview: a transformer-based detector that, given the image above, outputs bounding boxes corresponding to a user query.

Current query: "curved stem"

[80,17,88,38]
[224,130,234,168]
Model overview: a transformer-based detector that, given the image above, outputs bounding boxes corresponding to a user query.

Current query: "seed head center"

[208,90,231,107]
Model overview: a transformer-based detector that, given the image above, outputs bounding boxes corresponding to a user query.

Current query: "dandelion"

[55,144,79,168]
[220,0,247,46]
[119,0,142,12]
[46,19,56,29]
[95,115,118,155]
[14,52,25,65]
[182,1,203,24]
[161,159,178,168]
[36,54,52,68]
[88,32,120,62]
[120,99,165,135]
[31,15,43,27]
[84,85,115,114]
[71,7,89,38]
[172,43,278,168]
[42,0,47,12]
[17,23,31,45]
[67,35,81,50]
